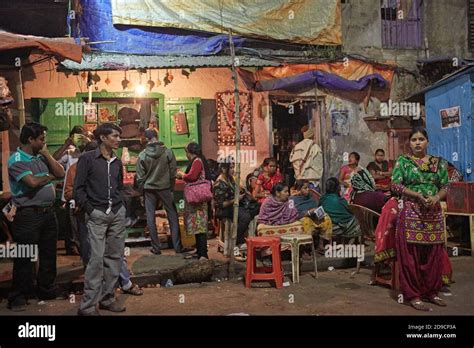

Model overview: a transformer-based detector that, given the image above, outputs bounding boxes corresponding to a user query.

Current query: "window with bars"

[469,0,474,51]
[381,0,423,49]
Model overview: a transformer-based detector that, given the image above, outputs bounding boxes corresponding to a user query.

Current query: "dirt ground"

[1,256,473,316]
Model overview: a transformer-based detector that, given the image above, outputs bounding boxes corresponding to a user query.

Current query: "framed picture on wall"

[98,103,118,124]
[331,109,349,136]
[84,103,97,123]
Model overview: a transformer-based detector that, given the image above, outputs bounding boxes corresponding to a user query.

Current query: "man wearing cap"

[135,128,190,254]
[290,126,323,191]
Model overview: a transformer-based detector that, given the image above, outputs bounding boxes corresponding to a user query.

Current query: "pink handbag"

[184,159,213,204]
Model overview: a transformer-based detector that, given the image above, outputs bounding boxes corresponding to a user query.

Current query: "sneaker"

[150,248,162,255]
[8,299,26,312]
[99,301,126,313]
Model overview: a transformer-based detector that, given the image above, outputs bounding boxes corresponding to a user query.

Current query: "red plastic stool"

[245,236,283,288]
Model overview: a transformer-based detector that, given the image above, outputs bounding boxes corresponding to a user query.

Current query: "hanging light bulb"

[135,71,145,96]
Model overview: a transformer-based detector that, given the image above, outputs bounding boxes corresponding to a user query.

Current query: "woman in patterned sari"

[176,142,211,259]
[391,127,449,311]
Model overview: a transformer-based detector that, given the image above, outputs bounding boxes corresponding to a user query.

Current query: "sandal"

[185,254,199,260]
[122,284,143,296]
[428,296,447,307]
[410,299,430,311]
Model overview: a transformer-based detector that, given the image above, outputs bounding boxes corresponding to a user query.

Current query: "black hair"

[349,152,360,162]
[69,125,85,138]
[185,142,211,180]
[93,123,122,144]
[409,127,429,141]
[294,179,309,191]
[325,177,340,195]
[20,122,48,144]
[218,157,234,181]
[263,157,277,167]
[375,149,385,155]
[84,140,98,152]
[271,183,288,196]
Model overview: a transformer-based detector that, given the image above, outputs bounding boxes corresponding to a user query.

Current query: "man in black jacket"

[74,123,126,315]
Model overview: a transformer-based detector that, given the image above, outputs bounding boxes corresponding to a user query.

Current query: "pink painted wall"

[13,62,271,181]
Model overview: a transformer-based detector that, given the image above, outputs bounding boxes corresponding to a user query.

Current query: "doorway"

[270,97,318,187]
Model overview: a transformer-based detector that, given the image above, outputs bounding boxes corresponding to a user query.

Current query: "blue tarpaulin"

[254,70,388,93]
[79,0,246,55]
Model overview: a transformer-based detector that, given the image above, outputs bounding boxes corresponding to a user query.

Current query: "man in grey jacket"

[136,129,190,254]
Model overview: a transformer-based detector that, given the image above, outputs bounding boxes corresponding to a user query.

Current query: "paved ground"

[0,252,473,316]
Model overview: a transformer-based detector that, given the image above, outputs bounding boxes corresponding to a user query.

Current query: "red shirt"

[183,158,204,183]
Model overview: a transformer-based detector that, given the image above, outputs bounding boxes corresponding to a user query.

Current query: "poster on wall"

[173,112,189,134]
[331,109,350,136]
[216,91,254,146]
[440,106,461,129]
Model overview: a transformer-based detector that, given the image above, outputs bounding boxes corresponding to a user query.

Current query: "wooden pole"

[16,68,26,128]
[1,129,10,192]
[228,30,240,279]
[314,83,328,192]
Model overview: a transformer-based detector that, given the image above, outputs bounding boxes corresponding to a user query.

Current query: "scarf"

[350,168,376,200]
[258,195,300,225]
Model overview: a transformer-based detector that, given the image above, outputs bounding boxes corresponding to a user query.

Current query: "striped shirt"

[8,148,55,208]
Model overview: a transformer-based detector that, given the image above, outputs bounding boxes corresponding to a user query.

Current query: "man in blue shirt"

[7,122,65,311]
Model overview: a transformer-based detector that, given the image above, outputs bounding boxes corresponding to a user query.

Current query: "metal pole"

[228,30,240,279]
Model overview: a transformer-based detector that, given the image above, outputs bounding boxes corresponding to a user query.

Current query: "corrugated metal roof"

[59,53,280,71]
[405,65,474,104]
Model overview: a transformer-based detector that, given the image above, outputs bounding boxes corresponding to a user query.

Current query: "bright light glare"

[135,84,146,96]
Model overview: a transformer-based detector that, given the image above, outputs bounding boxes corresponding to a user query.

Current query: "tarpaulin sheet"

[243,59,395,85]
[0,31,83,63]
[253,70,387,93]
[238,58,396,102]
[110,0,341,46]
[79,0,245,55]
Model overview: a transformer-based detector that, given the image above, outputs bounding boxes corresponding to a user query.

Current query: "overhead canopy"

[59,53,280,71]
[0,31,83,63]
[110,0,341,45]
[238,58,396,102]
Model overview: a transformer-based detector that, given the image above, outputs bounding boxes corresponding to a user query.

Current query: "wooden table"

[443,211,474,253]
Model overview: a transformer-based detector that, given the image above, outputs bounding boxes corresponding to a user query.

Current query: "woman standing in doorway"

[177,143,211,259]
[391,127,449,311]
